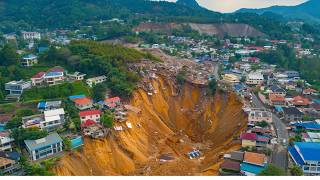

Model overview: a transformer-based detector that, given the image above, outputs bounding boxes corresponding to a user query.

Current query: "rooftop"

[31,71,46,79]
[44,71,64,78]
[73,97,92,105]
[240,162,265,175]
[283,107,303,116]
[294,142,320,161]
[24,133,63,151]
[0,157,15,167]
[0,114,12,123]
[243,152,266,166]
[23,54,37,59]
[79,110,101,117]
[220,159,240,171]
[240,133,257,141]
[44,108,65,117]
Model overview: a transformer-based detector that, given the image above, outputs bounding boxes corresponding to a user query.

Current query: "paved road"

[251,93,288,169]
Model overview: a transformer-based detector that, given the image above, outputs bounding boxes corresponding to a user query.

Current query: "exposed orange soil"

[52,76,247,176]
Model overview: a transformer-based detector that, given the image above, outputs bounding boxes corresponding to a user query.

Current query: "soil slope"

[134,22,265,37]
[52,76,247,175]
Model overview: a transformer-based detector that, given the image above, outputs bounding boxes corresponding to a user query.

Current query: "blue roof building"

[69,94,86,100]
[240,163,266,176]
[291,121,320,131]
[24,133,63,161]
[288,142,320,175]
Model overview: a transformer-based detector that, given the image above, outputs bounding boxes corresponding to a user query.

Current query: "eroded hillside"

[52,76,247,175]
[134,22,265,37]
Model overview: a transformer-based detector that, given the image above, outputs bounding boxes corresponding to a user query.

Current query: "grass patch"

[22,81,92,102]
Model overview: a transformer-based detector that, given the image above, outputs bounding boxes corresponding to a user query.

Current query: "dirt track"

[52,76,247,176]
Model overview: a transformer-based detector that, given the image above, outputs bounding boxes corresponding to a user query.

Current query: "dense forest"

[41,40,158,97]
[1,0,317,40]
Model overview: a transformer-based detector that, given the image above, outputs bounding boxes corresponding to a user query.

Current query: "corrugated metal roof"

[24,133,62,151]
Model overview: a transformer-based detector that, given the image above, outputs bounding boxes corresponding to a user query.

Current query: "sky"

[162,0,308,13]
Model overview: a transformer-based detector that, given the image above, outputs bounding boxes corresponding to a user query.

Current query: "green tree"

[0,44,18,66]
[62,137,72,151]
[101,111,114,128]
[5,117,22,129]
[92,83,107,101]
[255,121,269,128]
[176,66,188,85]
[258,164,286,176]
[16,108,34,117]
[10,128,48,147]
[208,79,217,94]
[290,165,303,176]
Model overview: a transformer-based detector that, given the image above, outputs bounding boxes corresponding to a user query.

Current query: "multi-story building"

[86,76,107,87]
[21,54,38,67]
[283,107,304,122]
[0,156,20,175]
[246,72,264,85]
[31,72,45,86]
[72,97,93,110]
[288,142,320,175]
[21,31,41,40]
[43,72,64,86]
[24,133,63,161]
[67,72,86,81]
[248,109,272,124]
[5,80,31,95]
[0,131,14,152]
[43,108,65,132]
[79,110,101,124]
[222,74,240,84]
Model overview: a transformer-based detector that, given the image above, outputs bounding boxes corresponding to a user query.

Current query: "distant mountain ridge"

[176,0,202,9]
[237,0,320,23]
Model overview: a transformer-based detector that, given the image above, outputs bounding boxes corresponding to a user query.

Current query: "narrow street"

[251,93,288,170]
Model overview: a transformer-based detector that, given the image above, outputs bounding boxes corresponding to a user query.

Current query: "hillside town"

[1,16,320,176]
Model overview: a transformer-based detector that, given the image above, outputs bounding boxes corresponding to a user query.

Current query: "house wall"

[80,114,101,124]
[76,103,93,110]
[241,139,256,147]
[285,114,303,122]
[30,142,63,161]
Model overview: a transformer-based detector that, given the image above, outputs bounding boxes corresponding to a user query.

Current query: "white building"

[248,109,272,124]
[21,54,38,67]
[43,108,65,131]
[0,131,15,151]
[43,72,64,86]
[246,72,264,85]
[5,80,31,95]
[21,31,41,40]
[67,72,86,81]
[86,75,107,87]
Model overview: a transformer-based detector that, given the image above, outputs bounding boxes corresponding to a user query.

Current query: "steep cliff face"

[52,76,247,175]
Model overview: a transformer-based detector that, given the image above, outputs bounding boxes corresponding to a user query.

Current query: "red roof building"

[79,110,102,124]
[79,110,101,117]
[80,119,96,129]
[73,97,93,110]
[220,159,240,172]
[303,88,318,95]
[31,72,45,79]
[105,97,121,104]
[240,133,257,141]
[291,96,311,106]
[269,94,286,106]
